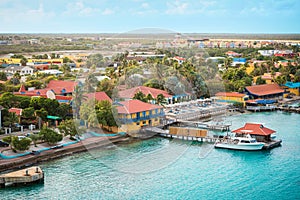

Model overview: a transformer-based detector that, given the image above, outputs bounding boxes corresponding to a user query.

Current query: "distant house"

[260,72,281,84]
[16,80,78,97]
[232,58,246,66]
[116,100,164,133]
[8,108,23,123]
[284,82,300,96]
[38,69,63,76]
[245,83,284,99]
[173,56,185,64]
[0,66,34,76]
[215,92,249,106]
[118,86,190,104]
[225,51,241,57]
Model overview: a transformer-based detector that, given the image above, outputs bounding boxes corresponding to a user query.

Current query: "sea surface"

[1,111,300,200]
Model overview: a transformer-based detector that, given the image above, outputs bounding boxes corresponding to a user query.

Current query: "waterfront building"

[245,83,284,99]
[215,92,249,106]
[284,82,300,96]
[117,99,164,133]
[232,123,276,142]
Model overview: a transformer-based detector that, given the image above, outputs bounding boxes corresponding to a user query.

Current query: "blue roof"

[255,99,276,104]
[233,58,246,62]
[285,82,300,88]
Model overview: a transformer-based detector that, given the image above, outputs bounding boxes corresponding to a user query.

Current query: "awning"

[47,115,61,120]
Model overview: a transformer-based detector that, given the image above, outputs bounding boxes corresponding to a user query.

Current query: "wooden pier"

[144,126,219,143]
[177,120,231,131]
[0,166,44,187]
[263,140,282,149]
[246,106,276,112]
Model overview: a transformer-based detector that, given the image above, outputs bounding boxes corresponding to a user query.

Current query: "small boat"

[214,131,264,151]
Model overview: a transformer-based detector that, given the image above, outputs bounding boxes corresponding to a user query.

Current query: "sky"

[0,0,300,33]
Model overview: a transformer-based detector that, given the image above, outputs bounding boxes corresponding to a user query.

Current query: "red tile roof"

[85,92,112,103]
[118,86,172,99]
[215,92,246,98]
[246,83,284,96]
[232,123,275,136]
[45,80,78,94]
[9,108,23,116]
[55,95,73,101]
[117,99,163,114]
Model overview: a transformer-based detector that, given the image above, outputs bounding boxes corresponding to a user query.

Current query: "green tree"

[84,73,98,93]
[11,137,31,151]
[95,100,118,131]
[96,79,116,98]
[0,72,7,81]
[22,107,35,119]
[256,77,266,85]
[80,99,97,127]
[3,112,18,127]
[29,134,40,147]
[156,94,168,106]
[86,54,104,68]
[58,119,85,139]
[39,126,63,145]
[72,86,86,119]
[133,91,147,102]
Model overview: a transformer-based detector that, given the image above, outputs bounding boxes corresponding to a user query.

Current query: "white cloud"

[64,1,100,16]
[166,0,189,15]
[0,3,55,24]
[102,8,114,15]
[141,3,149,9]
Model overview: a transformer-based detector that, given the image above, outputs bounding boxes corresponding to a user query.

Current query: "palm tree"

[156,94,167,106]
[72,86,87,119]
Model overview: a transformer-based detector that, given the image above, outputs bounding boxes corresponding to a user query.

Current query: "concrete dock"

[0,166,44,187]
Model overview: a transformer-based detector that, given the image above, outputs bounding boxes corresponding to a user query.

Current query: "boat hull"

[214,143,264,151]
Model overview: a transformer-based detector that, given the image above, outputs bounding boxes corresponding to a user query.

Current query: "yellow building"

[215,92,249,107]
[246,63,255,75]
[117,100,164,133]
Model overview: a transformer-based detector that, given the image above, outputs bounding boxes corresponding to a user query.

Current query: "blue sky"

[0,0,300,33]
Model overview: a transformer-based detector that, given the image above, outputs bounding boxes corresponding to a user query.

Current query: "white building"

[1,66,34,76]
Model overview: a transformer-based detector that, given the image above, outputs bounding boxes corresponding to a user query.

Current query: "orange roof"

[246,84,284,96]
[215,92,246,98]
[85,92,112,103]
[118,86,172,99]
[117,100,163,114]
[174,56,185,61]
[9,108,23,116]
[232,123,275,136]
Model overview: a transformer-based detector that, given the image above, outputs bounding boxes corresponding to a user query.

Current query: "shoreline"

[0,135,129,173]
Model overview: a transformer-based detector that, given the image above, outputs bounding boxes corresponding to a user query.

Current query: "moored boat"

[214,130,265,151]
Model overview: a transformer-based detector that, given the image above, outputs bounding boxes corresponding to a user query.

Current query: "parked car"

[0,140,9,147]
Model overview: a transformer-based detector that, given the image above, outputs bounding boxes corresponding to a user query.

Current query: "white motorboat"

[214,131,265,151]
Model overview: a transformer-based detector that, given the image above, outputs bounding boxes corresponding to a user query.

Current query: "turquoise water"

[1,112,300,200]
